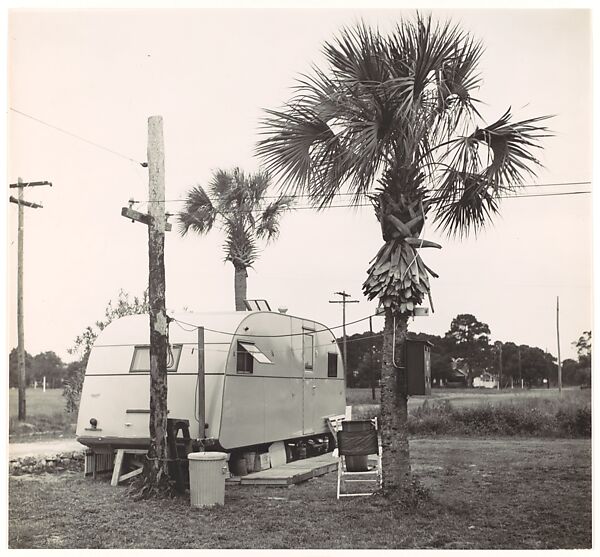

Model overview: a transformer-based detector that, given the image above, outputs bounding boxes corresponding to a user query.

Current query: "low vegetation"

[349,388,591,438]
[9,437,591,549]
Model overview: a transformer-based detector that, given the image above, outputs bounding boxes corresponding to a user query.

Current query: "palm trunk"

[234,265,248,311]
[380,308,411,492]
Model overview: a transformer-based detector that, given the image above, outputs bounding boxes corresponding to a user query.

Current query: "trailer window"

[327,353,338,377]
[236,342,273,374]
[130,345,182,373]
[303,330,314,370]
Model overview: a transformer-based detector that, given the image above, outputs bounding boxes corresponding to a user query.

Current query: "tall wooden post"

[369,316,376,400]
[17,178,26,420]
[518,346,522,388]
[146,115,170,489]
[197,326,205,439]
[556,296,562,395]
[10,178,50,421]
[329,291,358,387]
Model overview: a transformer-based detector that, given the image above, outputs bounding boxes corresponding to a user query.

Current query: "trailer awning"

[238,342,273,364]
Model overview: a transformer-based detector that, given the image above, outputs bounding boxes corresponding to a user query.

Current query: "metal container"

[188,452,229,508]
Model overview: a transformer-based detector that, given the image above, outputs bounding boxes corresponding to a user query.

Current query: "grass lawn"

[8,388,75,438]
[8,388,66,417]
[347,386,588,408]
[8,437,591,549]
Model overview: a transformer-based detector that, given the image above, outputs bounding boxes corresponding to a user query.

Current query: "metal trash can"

[188,452,229,508]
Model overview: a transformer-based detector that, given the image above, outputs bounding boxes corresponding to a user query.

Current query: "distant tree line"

[339,314,592,389]
[8,290,149,415]
[9,307,590,408]
[8,348,80,390]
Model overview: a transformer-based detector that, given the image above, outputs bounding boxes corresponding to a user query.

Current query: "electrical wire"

[137,183,592,205]
[10,107,145,166]
[137,190,592,214]
[170,313,380,338]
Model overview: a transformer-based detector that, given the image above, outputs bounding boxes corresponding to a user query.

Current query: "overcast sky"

[6,7,593,363]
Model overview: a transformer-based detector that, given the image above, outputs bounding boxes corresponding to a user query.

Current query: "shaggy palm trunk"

[380,309,411,492]
[234,265,248,311]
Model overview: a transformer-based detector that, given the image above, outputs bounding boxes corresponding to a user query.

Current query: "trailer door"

[302,328,316,434]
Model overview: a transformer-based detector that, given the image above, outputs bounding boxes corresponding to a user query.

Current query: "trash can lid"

[188,451,228,461]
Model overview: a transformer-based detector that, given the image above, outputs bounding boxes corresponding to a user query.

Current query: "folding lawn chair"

[336,419,382,499]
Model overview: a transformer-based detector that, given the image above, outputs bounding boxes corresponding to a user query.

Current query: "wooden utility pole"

[197,326,206,439]
[556,296,562,395]
[9,178,51,421]
[498,345,502,390]
[121,116,171,493]
[369,316,376,400]
[518,346,523,389]
[329,291,358,387]
[147,115,170,488]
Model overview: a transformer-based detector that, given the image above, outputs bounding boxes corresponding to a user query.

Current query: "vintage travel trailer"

[76,311,346,454]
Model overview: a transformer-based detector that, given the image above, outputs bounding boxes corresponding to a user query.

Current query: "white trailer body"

[76,311,346,451]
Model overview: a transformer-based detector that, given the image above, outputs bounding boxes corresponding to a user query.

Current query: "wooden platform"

[227,453,338,486]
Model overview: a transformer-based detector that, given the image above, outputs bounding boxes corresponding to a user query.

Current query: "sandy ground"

[8,438,85,459]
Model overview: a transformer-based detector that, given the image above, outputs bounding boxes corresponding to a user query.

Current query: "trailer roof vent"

[278,307,288,314]
[243,299,271,311]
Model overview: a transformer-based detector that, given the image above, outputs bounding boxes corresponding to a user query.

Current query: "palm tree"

[178,168,293,310]
[257,15,550,494]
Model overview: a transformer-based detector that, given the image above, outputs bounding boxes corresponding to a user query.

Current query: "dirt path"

[9,438,85,459]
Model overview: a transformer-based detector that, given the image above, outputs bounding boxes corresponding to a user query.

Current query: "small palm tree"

[257,15,550,494]
[178,168,293,310]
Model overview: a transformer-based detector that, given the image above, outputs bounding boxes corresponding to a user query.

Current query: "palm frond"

[177,185,217,236]
[431,108,552,236]
[208,169,236,207]
[257,196,294,240]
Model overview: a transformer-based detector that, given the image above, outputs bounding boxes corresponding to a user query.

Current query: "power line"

[497,190,591,199]
[141,189,592,215]
[171,312,380,338]
[9,107,145,166]
[136,180,592,207]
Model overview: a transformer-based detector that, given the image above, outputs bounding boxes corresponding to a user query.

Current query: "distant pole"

[518,346,522,389]
[499,345,502,390]
[17,178,25,418]
[10,177,51,420]
[495,341,502,391]
[329,291,359,387]
[556,296,562,395]
[197,326,205,439]
[369,316,375,400]
[43,376,46,393]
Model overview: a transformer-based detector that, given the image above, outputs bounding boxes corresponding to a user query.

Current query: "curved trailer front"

[76,311,346,452]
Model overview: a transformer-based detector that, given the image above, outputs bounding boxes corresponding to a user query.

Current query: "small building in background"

[473,372,498,389]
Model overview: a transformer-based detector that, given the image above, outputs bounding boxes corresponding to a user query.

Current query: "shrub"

[407,397,590,438]
[556,405,591,437]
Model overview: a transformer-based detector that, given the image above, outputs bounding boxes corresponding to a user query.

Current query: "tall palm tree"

[257,15,550,494]
[178,168,293,310]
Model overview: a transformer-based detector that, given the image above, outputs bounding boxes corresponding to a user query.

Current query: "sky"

[5,6,594,364]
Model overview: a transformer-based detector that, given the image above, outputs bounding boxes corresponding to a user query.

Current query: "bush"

[556,406,591,437]
[407,397,591,438]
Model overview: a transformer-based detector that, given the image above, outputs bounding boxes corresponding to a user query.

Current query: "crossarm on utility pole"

[9,196,43,209]
[9,180,52,188]
[121,207,172,231]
